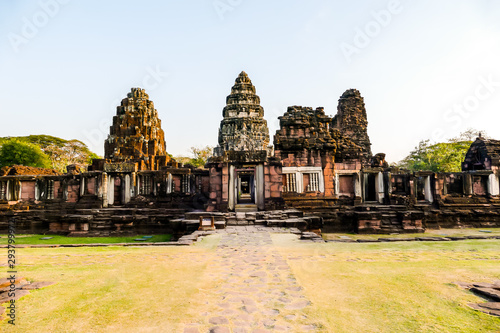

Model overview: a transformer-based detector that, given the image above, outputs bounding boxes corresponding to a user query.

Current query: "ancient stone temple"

[4,74,500,237]
[208,72,282,212]
[102,88,170,171]
[332,89,372,163]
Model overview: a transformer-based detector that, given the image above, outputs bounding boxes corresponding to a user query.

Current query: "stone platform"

[172,209,322,233]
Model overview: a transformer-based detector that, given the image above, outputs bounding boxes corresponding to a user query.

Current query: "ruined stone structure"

[332,89,372,163]
[462,135,500,172]
[102,88,170,171]
[274,106,337,198]
[208,72,282,212]
[2,72,500,236]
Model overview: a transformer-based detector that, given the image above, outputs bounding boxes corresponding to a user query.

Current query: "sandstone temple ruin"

[1,71,500,236]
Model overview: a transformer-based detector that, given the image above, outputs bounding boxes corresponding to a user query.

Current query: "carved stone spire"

[104,88,169,168]
[332,89,372,162]
[214,72,271,156]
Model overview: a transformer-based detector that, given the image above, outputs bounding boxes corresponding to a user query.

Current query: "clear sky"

[1,0,499,162]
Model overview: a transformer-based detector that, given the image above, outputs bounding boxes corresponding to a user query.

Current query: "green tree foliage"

[189,146,213,167]
[397,129,487,172]
[0,135,101,172]
[0,140,51,168]
[175,146,213,168]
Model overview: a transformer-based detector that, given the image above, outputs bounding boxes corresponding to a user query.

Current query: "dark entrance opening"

[113,176,122,206]
[237,174,255,204]
[365,174,377,202]
[416,177,426,201]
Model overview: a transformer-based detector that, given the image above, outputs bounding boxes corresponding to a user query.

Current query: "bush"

[0,139,51,168]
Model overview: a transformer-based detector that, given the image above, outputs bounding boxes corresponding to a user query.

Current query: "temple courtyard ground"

[1,228,499,332]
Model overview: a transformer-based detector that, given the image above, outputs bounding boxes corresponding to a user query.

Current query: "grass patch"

[273,234,500,332]
[323,228,500,241]
[0,237,220,332]
[2,232,499,332]
[0,234,172,245]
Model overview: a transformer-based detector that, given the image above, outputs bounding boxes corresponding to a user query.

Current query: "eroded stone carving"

[332,89,372,163]
[104,88,170,170]
[213,72,272,157]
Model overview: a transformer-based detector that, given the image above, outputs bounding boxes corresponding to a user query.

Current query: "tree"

[0,140,51,168]
[450,128,490,142]
[189,146,213,167]
[175,146,213,168]
[397,130,488,172]
[44,140,99,171]
[0,135,101,172]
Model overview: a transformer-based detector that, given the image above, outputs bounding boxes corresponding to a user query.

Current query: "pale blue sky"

[1,0,499,162]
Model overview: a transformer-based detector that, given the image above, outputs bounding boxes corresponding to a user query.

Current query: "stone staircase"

[172,209,322,233]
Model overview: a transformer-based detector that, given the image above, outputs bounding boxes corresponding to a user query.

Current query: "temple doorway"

[364,173,377,202]
[237,172,255,204]
[113,176,122,206]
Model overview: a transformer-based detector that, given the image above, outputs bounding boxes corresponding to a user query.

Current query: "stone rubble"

[455,281,500,317]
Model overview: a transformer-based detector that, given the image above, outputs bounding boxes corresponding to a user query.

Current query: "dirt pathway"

[183,226,319,333]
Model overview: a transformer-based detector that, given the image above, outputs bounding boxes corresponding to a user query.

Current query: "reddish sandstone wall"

[21,181,35,201]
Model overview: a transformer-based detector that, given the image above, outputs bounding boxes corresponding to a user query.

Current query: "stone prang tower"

[213,71,271,156]
[332,89,372,163]
[104,88,170,170]
[207,71,282,212]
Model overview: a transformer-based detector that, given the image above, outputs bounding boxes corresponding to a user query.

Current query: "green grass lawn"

[273,234,500,332]
[1,232,499,332]
[0,235,220,333]
[0,234,172,245]
[323,227,500,241]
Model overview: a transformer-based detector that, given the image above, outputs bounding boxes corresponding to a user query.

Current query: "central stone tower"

[213,71,272,157]
[208,72,282,212]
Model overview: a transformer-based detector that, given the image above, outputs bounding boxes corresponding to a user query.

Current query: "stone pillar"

[107,174,114,206]
[488,173,500,196]
[62,179,68,201]
[166,173,172,194]
[334,173,340,197]
[136,174,141,196]
[318,170,325,193]
[424,176,433,203]
[295,171,303,194]
[11,180,21,201]
[123,174,131,204]
[376,172,384,203]
[101,173,108,207]
[256,164,265,210]
[463,173,473,195]
[386,172,392,196]
[362,173,367,202]
[131,172,137,197]
[97,173,104,199]
[34,180,40,201]
[80,176,86,197]
[354,172,362,198]
[228,165,235,211]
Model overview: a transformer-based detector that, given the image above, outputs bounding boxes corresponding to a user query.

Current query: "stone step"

[184,214,226,222]
[235,204,258,212]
